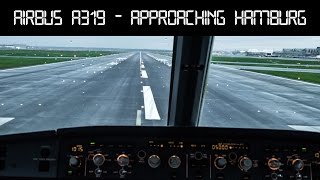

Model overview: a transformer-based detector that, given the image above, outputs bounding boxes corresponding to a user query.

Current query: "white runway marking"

[136,110,142,126]
[0,117,14,126]
[143,86,160,120]
[141,70,148,78]
[288,125,320,132]
[108,62,118,66]
[115,14,122,18]
[139,52,142,65]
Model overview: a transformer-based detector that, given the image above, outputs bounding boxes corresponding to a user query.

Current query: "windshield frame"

[168,36,214,126]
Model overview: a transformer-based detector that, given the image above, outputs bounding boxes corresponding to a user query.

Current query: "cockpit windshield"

[1,36,320,135]
[0,36,173,135]
[200,36,320,132]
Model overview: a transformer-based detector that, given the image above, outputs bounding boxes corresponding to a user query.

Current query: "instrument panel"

[0,126,320,179]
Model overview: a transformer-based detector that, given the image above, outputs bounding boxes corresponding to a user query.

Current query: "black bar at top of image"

[0,6,319,35]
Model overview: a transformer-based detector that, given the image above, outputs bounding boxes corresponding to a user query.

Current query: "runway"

[146,53,320,131]
[0,52,169,135]
[0,52,320,135]
[200,65,320,131]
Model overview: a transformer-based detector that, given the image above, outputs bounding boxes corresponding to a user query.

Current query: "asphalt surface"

[144,53,320,132]
[1,52,320,135]
[0,52,168,135]
[200,65,320,131]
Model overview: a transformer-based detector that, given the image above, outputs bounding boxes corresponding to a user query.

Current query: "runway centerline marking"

[136,110,142,126]
[142,86,160,120]
[141,70,148,78]
[0,117,14,126]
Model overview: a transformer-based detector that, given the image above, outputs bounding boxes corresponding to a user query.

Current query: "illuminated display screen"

[212,143,249,151]
[71,145,84,152]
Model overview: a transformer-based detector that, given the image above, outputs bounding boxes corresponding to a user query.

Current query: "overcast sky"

[0,36,319,51]
[0,36,174,50]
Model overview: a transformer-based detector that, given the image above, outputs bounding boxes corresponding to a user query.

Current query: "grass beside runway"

[0,49,118,57]
[0,57,71,69]
[212,56,320,66]
[245,70,320,85]
[0,49,120,69]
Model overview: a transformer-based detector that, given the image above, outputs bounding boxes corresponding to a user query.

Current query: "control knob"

[270,172,283,180]
[117,154,130,167]
[239,156,252,171]
[69,156,80,168]
[292,159,304,171]
[214,156,227,170]
[268,158,281,171]
[168,155,181,168]
[296,173,302,180]
[93,154,105,166]
[148,155,161,168]
[194,152,203,160]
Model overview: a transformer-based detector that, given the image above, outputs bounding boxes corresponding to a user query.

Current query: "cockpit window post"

[168,36,214,127]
